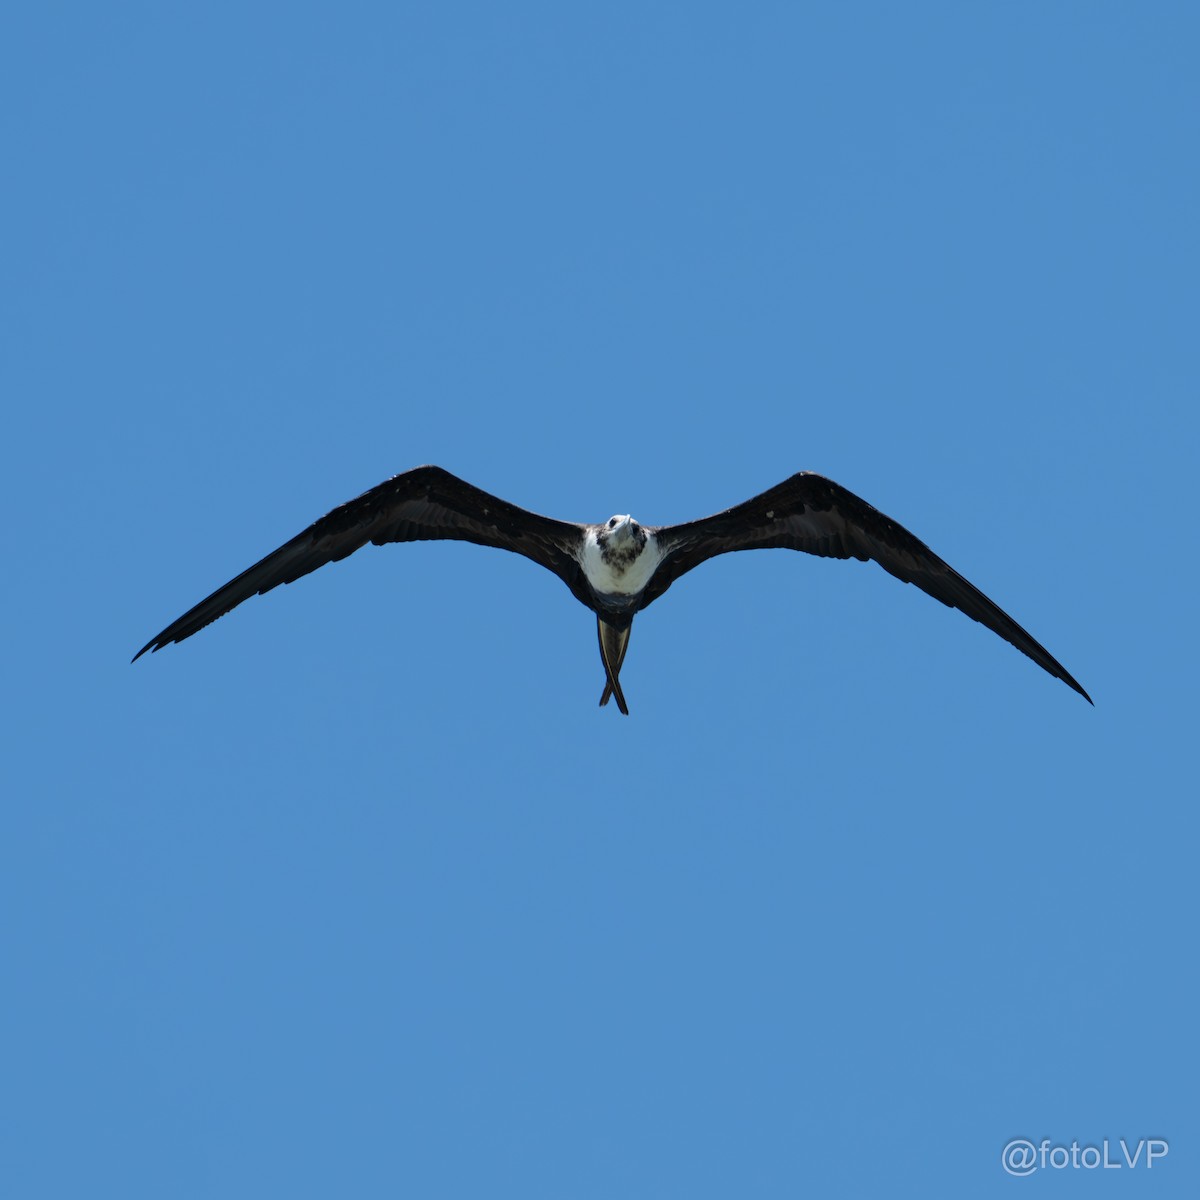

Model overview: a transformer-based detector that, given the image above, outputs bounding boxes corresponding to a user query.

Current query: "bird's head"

[599,514,645,551]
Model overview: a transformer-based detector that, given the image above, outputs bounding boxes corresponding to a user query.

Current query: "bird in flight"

[134,465,1091,712]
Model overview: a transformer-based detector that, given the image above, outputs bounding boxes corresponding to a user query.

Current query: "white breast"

[580,529,663,595]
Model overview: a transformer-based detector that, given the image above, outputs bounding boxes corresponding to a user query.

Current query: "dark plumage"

[135,465,1092,711]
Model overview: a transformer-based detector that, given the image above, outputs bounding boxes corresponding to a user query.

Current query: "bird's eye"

[608,518,617,528]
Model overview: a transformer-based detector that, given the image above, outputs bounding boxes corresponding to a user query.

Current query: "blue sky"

[3,3,1197,1196]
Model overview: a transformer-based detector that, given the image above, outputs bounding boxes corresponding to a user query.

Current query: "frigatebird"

[134,465,1091,712]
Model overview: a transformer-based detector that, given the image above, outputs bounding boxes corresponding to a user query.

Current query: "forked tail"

[596,617,633,715]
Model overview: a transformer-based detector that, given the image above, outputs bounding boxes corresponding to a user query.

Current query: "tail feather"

[596,618,632,715]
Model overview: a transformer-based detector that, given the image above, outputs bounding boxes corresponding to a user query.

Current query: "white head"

[602,514,639,546]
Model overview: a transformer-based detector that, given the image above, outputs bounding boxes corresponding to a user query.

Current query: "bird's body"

[135,465,1092,712]
[580,518,664,599]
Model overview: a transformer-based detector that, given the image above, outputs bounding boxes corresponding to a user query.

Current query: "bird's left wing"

[134,465,589,659]
[641,471,1091,703]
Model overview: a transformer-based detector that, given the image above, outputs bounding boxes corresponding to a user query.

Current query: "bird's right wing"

[134,466,589,659]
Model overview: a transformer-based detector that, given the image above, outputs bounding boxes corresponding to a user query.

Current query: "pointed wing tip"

[1045,658,1091,705]
[131,639,162,663]
[1046,661,1091,705]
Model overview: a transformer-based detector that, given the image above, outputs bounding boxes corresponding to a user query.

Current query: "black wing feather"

[642,472,1091,703]
[134,466,588,660]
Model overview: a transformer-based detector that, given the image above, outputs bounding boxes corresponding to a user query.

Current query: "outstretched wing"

[641,471,1091,703]
[134,465,589,659]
